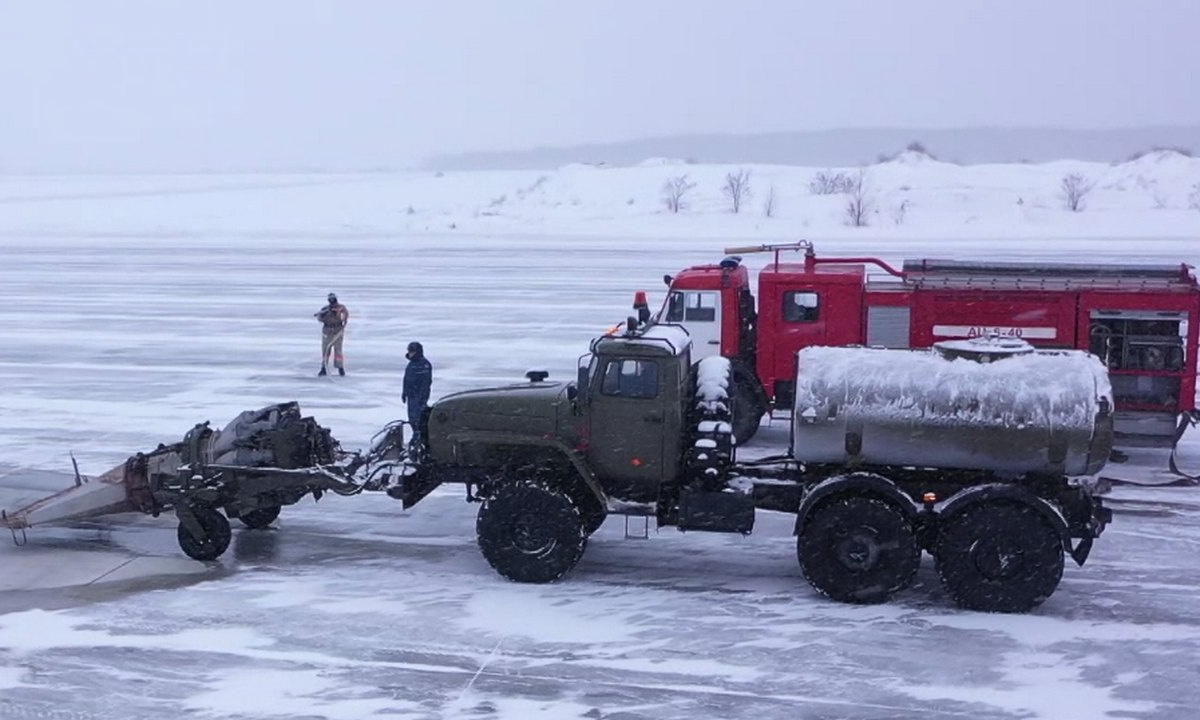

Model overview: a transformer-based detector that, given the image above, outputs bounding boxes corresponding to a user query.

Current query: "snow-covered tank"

[791,339,1114,476]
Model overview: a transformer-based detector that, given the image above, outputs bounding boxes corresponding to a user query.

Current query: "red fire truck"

[650,241,1200,451]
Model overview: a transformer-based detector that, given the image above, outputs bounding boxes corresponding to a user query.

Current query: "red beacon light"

[633,291,651,324]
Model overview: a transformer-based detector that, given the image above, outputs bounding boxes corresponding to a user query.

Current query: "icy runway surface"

[1,172,1200,719]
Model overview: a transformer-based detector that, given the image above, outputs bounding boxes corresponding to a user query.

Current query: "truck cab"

[421,323,695,514]
[579,324,694,504]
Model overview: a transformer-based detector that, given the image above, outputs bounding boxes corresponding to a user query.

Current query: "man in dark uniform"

[402,341,432,445]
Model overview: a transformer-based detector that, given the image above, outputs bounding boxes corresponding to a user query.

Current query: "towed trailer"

[1,402,412,560]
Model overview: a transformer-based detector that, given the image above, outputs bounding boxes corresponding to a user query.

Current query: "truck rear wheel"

[177,505,232,562]
[476,480,587,583]
[934,500,1064,613]
[239,505,281,529]
[798,496,920,604]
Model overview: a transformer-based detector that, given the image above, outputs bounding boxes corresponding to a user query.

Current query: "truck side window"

[665,291,717,322]
[600,359,659,399]
[784,291,820,323]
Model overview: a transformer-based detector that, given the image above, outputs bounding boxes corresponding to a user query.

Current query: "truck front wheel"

[476,480,587,583]
[934,500,1064,612]
[798,496,919,604]
[730,378,764,446]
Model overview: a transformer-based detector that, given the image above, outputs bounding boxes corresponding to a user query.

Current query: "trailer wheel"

[798,496,920,604]
[177,506,232,562]
[239,505,281,530]
[935,500,1064,613]
[476,480,587,583]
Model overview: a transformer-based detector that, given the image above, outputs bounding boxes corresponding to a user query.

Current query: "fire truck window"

[1089,316,1186,372]
[665,292,685,322]
[666,291,717,322]
[784,291,820,323]
[600,359,659,399]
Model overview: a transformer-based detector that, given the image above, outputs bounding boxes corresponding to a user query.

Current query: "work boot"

[318,366,327,377]
[338,367,346,377]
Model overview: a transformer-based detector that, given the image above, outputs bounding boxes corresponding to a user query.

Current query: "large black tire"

[239,505,281,530]
[798,496,920,604]
[730,377,764,446]
[177,505,232,562]
[935,500,1064,613]
[477,480,587,583]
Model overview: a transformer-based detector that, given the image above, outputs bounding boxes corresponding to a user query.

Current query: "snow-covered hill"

[2,151,1199,241]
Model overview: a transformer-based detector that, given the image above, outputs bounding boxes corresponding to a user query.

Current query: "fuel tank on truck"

[792,338,1114,476]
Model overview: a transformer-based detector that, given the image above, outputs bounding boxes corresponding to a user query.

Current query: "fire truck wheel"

[239,505,281,529]
[935,500,1064,613]
[730,379,764,445]
[476,480,587,583]
[177,505,232,562]
[798,495,920,604]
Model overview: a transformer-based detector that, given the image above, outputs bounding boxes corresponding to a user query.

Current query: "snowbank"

[1,153,1198,241]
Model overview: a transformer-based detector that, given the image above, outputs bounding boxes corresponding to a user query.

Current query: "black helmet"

[407,341,423,354]
[327,293,338,303]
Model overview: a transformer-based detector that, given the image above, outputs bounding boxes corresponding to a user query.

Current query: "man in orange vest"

[315,293,350,376]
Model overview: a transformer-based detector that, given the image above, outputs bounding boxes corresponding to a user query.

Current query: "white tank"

[792,340,1113,476]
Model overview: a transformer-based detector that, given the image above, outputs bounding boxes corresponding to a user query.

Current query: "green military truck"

[394,322,1113,613]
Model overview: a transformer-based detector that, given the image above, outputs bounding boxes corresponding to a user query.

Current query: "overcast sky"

[1,1,1197,171]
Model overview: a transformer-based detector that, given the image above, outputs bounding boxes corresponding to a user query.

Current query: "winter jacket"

[317,303,349,331]
[403,355,433,403]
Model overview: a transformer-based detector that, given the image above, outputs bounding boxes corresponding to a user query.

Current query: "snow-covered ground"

[1,158,1199,719]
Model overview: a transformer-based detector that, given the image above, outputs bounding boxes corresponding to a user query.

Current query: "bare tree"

[809,170,854,195]
[722,169,752,213]
[1190,183,1200,212]
[844,168,873,227]
[661,174,696,214]
[763,184,776,218]
[1060,173,1094,212]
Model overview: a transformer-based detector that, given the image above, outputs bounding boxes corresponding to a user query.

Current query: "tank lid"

[934,335,1035,362]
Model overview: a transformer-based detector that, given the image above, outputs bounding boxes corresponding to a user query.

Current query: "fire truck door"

[664,290,722,360]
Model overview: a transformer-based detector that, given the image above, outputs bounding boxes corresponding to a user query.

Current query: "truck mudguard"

[794,472,920,535]
[936,483,1071,554]
[443,430,608,508]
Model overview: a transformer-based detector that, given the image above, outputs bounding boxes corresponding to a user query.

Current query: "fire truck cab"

[656,241,1200,448]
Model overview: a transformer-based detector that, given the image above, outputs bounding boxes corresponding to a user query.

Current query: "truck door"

[664,291,722,360]
[763,280,864,405]
[586,357,667,503]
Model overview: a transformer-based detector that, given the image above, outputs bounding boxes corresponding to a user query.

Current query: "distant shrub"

[844,168,873,227]
[661,174,696,213]
[763,184,776,218]
[809,170,855,195]
[722,168,752,213]
[1061,173,1095,212]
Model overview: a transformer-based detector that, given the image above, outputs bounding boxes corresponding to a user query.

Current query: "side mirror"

[576,365,590,402]
[663,274,673,286]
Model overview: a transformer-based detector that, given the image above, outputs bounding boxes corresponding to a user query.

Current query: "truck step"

[623,515,650,540]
